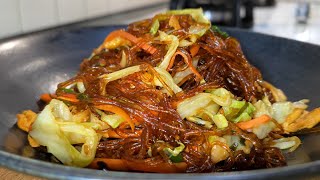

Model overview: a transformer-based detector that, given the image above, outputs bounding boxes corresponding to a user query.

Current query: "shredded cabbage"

[223,100,255,123]
[208,136,229,163]
[154,67,182,94]
[224,135,251,154]
[72,109,90,123]
[223,100,246,119]
[208,88,232,107]
[293,99,309,109]
[272,136,301,152]
[186,116,213,129]
[29,99,99,167]
[208,135,226,144]
[49,99,72,121]
[177,93,213,119]
[189,25,208,37]
[163,142,185,157]
[157,31,179,69]
[166,8,210,25]
[99,65,141,82]
[253,96,273,118]
[150,19,160,35]
[252,121,275,139]
[96,109,124,129]
[203,102,220,115]
[232,103,255,123]
[202,111,228,129]
[254,96,294,124]
[212,114,228,129]
[76,82,86,93]
[173,57,199,84]
[103,37,131,49]
[272,102,294,124]
[120,50,127,68]
[177,88,232,120]
[100,65,182,96]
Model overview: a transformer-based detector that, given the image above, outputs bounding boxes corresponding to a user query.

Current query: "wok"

[0,25,319,179]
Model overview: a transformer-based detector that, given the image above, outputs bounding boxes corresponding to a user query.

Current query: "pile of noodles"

[16,9,320,173]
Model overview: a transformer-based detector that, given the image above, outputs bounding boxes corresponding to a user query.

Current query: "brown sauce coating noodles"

[51,13,286,172]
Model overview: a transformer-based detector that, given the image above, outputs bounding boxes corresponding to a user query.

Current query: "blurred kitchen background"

[0,0,319,45]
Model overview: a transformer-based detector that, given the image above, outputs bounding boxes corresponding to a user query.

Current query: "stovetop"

[74,1,320,46]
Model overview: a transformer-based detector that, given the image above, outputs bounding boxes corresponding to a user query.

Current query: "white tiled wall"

[87,0,108,17]
[0,0,22,38]
[20,0,59,32]
[57,0,87,24]
[0,0,166,39]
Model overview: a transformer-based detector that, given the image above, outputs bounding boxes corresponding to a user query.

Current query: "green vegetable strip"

[150,19,160,35]
[163,142,185,163]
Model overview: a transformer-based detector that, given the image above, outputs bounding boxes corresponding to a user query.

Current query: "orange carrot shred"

[88,158,187,173]
[40,93,52,103]
[168,49,203,81]
[95,104,135,132]
[28,135,40,147]
[103,30,157,54]
[236,115,271,130]
[56,93,79,103]
[190,44,200,57]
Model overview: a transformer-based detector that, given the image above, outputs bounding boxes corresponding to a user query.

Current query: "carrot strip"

[95,104,135,131]
[236,115,271,130]
[56,96,79,103]
[168,49,203,81]
[190,44,200,57]
[28,135,40,147]
[100,129,121,138]
[40,93,52,103]
[167,55,176,70]
[56,93,79,103]
[16,110,37,132]
[88,158,187,173]
[103,30,157,54]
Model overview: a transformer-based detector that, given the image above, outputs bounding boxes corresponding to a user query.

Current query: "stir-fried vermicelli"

[17,9,320,173]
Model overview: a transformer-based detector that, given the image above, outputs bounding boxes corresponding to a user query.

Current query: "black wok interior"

[0,26,319,179]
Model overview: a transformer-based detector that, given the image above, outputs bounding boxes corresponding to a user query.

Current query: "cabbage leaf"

[29,99,99,167]
[157,31,179,70]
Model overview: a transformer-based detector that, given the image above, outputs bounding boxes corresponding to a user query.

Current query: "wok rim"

[1,25,320,179]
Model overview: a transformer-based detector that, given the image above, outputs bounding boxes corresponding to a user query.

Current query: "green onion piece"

[61,88,75,94]
[229,101,256,123]
[77,93,89,101]
[150,19,160,36]
[223,100,246,120]
[212,25,229,38]
[170,153,183,163]
[233,112,251,123]
[212,114,229,129]
[230,142,238,151]
[208,135,220,144]
[163,142,185,157]
[245,103,256,115]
